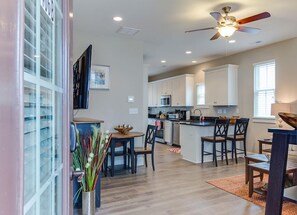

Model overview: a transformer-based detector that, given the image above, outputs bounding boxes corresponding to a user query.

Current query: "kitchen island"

[180,121,233,164]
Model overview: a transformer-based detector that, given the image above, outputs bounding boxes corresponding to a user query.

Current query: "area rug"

[167,147,181,154]
[207,175,297,215]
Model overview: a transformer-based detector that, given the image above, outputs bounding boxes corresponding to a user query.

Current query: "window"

[254,60,275,118]
[196,83,205,105]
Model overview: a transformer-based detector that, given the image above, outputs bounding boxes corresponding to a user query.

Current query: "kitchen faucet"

[193,108,203,121]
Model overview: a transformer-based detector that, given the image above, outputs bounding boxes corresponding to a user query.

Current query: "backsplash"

[148,106,240,118]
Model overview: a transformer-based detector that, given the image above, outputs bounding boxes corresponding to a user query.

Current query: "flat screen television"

[73,45,92,109]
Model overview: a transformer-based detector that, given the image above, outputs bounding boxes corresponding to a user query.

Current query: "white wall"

[150,37,297,153]
[73,31,146,141]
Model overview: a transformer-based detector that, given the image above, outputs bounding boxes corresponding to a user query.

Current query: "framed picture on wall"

[90,65,110,90]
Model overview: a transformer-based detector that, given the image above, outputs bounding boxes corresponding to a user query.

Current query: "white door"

[23,0,71,214]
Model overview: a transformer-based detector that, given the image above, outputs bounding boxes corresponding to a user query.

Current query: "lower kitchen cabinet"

[164,120,172,145]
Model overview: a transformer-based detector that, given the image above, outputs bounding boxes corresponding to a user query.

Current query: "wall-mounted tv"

[73,45,92,109]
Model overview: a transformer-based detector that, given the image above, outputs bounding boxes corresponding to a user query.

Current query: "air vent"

[116,26,140,36]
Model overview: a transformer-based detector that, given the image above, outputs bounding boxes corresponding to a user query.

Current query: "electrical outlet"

[223,109,227,114]
[218,109,222,114]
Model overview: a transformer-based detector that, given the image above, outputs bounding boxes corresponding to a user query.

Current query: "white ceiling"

[73,0,297,76]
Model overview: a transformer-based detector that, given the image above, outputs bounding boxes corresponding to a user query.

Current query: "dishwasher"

[172,121,180,146]
[164,120,173,145]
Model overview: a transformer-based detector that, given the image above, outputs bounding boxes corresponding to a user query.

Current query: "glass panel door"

[23,0,65,214]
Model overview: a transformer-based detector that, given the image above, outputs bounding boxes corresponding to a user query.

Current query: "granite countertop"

[179,121,215,126]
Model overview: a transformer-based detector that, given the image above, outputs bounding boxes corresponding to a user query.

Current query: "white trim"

[252,117,276,124]
[253,59,275,66]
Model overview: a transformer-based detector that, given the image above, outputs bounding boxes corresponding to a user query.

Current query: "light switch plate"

[129,108,138,114]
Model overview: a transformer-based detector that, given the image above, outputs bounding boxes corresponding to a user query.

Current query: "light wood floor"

[98,143,265,215]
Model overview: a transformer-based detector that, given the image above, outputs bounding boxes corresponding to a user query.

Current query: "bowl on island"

[278,112,297,129]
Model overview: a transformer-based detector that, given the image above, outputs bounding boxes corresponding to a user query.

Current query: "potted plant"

[73,125,111,215]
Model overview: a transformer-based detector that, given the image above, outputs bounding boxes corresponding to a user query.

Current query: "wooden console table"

[265,128,297,215]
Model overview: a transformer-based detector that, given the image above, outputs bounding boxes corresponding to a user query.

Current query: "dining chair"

[128,125,157,173]
[227,118,249,163]
[201,119,230,167]
[104,141,128,176]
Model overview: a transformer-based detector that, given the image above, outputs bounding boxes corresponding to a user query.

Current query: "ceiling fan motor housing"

[219,16,237,28]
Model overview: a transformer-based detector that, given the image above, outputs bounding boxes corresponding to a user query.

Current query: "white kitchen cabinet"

[204,64,238,106]
[171,74,194,107]
[148,74,194,107]
[164,120,172,145]
[160,79,172,96]
[148,81,161,107]
[148,82,154,107]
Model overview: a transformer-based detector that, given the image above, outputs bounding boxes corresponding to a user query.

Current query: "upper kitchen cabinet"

[148,81,161,107]
[148,74,194,107]
[160,79,172,96]
[171,74,194,107]
[204,64,238,106]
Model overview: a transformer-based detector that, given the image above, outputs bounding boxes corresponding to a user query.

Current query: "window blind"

[254,60,275,118]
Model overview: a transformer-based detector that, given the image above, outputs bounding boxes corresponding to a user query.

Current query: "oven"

[148,118,165,143]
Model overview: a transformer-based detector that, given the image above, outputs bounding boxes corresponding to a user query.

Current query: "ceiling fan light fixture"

[218,26,237,37]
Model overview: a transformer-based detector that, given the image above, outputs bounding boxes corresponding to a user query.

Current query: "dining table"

[265,128,297,215]
[106,131,144,177]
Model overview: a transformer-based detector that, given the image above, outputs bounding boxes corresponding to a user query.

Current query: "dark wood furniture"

[258,138,272,154]
[248,161,297,197]
[128,125,157,173]
[104,131,144,177]
[245,154,268,184]
[265,128,297,215]
[226,118,249,163]
[201,119,230,167]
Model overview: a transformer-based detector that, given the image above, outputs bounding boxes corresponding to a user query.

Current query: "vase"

[82,190,95,215]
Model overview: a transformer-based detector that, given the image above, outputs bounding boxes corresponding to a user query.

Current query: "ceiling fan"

[185,6,271,40]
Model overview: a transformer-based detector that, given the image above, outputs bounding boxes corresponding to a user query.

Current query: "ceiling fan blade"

[237,12,271,24]
[210,32,220,40]
[210,12,223,22]
[185,27,215,33]
[237,26,261,34]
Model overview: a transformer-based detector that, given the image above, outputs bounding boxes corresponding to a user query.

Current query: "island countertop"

[179,121,215,126]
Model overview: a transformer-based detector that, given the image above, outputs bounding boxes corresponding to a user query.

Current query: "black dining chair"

[128,125,157,173]
[201,119,230,167]
[227,118,250,163]
[104,141,128,176]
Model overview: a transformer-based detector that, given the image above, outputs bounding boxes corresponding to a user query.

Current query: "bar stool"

[201,119,230,167]
[227,118,249,163]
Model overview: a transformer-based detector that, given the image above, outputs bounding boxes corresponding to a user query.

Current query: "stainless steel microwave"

[160,95,171,107]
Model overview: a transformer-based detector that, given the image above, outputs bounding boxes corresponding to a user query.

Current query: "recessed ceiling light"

[185,51,192,54]
[69,12,73,18]
[228,40,236,43]
[161,60,166,63]
[192,61,197,63]
[113,16,123,22]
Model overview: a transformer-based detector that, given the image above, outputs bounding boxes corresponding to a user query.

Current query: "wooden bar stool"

[201,119,230,167]
[226,118,249,163]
